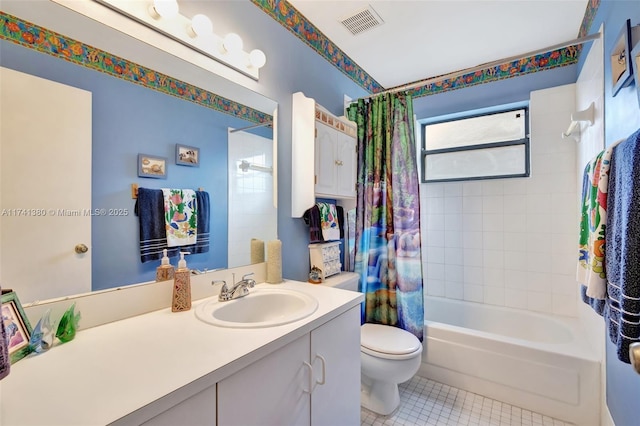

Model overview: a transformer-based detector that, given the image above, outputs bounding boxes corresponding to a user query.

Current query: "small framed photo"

[2,290,33,364]
[138,154,167,179]
[631,40,640,107]
[610,19,633,96]
[176,144,200,167]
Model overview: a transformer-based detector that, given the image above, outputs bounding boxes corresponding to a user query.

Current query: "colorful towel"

[604,128,640,363]
[317,202,340,241]
[577,147,613,300]
[162,189,197,247]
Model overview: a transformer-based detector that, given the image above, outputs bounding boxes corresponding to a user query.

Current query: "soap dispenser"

[172,251,192,312]
[156,249,175,282]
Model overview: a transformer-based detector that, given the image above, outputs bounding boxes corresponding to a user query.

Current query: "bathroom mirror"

[0,1,277,304]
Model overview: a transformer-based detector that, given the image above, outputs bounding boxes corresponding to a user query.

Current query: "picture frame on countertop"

[1,290,33,364]
[138,153,167,179]
[610,19,633,96]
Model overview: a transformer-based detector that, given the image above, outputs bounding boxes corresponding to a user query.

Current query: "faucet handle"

[242,273,256,287]
[212,279,227,291]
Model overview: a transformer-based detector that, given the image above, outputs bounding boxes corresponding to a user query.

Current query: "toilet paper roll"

[266,239,283,284]
[250,238,265,264]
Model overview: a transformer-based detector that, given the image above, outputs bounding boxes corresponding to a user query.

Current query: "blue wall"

[0,39,270,291]
[589,2,640,425]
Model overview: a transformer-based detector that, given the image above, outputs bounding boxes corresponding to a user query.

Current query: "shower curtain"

[347,92,424,340]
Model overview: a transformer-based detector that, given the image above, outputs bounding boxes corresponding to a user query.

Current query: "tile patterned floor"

[361,376,573,426]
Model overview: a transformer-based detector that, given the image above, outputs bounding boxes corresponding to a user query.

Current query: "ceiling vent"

[339,6,384,36]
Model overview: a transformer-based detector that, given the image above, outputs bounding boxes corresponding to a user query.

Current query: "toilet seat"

[361,323,422,360]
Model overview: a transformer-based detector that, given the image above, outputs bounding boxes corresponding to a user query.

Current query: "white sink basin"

[195,288,319,328]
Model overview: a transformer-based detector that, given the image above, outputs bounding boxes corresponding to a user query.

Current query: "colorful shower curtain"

[347,92,424,340]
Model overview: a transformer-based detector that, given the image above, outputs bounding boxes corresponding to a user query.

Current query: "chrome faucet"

[216,273,256,301]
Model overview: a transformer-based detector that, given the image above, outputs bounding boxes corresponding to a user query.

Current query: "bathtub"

[419,296,600,425]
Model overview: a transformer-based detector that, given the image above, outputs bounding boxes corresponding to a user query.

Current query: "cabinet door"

[142,385,216,426]
[217,334,311,426]
[336,132,357,198]
[315,121,338,196]
[311,306,361,426]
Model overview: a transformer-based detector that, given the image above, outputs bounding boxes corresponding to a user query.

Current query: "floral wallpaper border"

[250,0,385,94]
[0,12,272,125]
[251,0,600,98]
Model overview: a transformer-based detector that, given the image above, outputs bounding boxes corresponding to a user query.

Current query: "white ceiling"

[287,0,590,89]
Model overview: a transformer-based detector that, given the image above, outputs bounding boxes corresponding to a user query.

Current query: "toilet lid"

[361,323,421,355]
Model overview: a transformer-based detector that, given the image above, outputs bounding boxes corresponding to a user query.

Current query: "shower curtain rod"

[229,121,273,133]
[358,32,602,101]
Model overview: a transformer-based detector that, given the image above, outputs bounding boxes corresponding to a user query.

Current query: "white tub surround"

[420,296,600,425]
[0,280,364,425]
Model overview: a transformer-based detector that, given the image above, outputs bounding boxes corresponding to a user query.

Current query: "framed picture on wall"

[176,144,200,167]
[2,290,33,364]
[631,40,640,107]
[138,154,167,179]
[610,19,633,96]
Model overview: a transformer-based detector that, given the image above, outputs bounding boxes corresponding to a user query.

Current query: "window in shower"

[421,107,530,182]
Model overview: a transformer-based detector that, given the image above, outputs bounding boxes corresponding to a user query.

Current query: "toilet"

[321,272,423,415]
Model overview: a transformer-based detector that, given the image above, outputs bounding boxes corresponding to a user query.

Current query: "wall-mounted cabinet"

[292,92,357,217]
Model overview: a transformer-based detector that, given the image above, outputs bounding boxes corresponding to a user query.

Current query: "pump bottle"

[156,249,174,282]
[172,252,192,312]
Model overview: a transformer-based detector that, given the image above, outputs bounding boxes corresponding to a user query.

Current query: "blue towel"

[182,191,210,254]
[135,188,179,262]
[135,189,210,262]
[604,128,640,363]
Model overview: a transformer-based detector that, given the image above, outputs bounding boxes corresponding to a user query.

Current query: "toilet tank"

[320,272,359,291]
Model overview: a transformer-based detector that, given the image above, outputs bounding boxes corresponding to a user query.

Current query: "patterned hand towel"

[577,147,613,300]
[604,128,640,363]
[182,191,210,254]
[317,202,340,241]
[162,189,197,247]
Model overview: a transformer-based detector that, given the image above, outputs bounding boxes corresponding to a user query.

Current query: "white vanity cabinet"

[141,385,217,426]
[217,306,361,426]
[315,121,357,199]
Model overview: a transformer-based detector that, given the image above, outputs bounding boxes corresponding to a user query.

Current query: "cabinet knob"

[335,160,343,166]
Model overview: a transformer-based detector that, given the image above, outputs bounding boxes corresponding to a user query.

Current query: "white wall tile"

[483,268,505,287]
[464,266,484,285]
[445,247,464,266]
[443,182,463,197]
[463,181,482,196]
[483,214,504,232]
[426,263,445,280]
[462,231,483,249]
[463,196,483,213]
[463,213,483,231]
[426,214,445,231]
[425,230,445,247]
[425,246,445,264]
[551,273,578,297]
[423,183,444,198]
[426,279,445,297]
[482,180,503,195]
[464,248,483,267]
[483,250,504,269]
[483,195,504,214]
[505,288,528,309]
[444,214,463,231]
[502,178,527,195]
[464,284,484,302]
[484,286,505,306]
[503,194,527,214]
[444,230,463,248]
[444,197,463,214]
[503,214,526,233]
[552,292,578,317]
[446,282,464,299]
[526,271,552,293]
[504,250,527,271]
[445,264,464,282]
[483,232,504,250]
[424,197,444,215]
[504,269,528,290]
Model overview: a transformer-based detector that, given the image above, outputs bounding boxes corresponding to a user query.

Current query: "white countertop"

[0,280,363,426]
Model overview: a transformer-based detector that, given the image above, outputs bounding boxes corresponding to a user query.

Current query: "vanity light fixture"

[222,33,244,53]
[95,0,266,79]
[148,0,179,19]
[188,14,213,38]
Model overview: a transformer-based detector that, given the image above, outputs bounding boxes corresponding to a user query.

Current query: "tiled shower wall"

[420,84,579,317]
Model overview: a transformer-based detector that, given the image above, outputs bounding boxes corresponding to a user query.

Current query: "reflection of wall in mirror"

[0,19,274,301]
[228,130,277,268]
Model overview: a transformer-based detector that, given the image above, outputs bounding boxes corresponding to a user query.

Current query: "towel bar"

[131,184,205,199]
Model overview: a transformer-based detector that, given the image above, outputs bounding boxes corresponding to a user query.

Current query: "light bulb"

[222,33,243,53]
[149,0,179,19]
[249,49,266,69]
[189,14,213,38]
